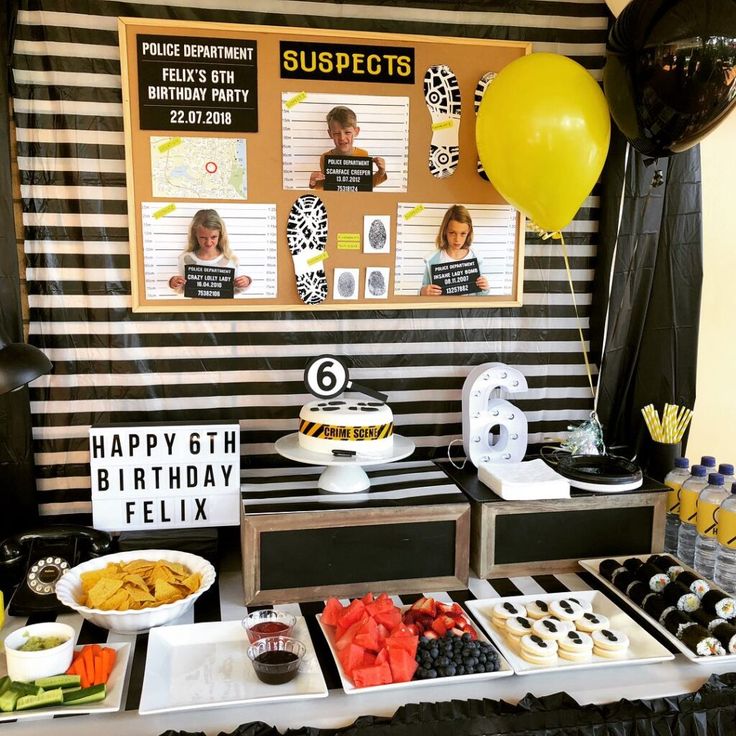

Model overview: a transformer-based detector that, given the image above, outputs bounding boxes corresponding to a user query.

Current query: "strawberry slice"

[410,597,437,617]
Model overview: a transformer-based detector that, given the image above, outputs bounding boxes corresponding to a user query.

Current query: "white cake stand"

[274,433,415,493]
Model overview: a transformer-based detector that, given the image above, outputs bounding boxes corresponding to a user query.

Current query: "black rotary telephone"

[0,525,114,616]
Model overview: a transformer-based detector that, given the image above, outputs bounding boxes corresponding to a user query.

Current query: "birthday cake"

[298,399,394,457]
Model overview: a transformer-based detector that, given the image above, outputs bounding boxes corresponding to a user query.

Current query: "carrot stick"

[81,645,95,688]
[93,654,105,686]
[101,647,116,680]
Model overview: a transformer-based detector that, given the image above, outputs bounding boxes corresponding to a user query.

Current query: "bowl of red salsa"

[242,610,296,643]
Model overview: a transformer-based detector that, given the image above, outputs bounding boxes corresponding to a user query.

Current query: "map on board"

[150,136,248,199]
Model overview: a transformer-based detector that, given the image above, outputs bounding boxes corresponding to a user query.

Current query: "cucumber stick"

[34,674,81,689]
[16,688,64,711]
[62,684,106,704]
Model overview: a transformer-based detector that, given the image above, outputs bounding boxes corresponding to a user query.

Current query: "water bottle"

[694,473,728,578]
[714,483,736,593]
[663,457,690,555]
[719,463,735,489]
[701,455,717,476]
[678,465,708,566]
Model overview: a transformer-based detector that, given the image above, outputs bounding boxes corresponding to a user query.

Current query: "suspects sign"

[137,34,258,132]
[431,258,482,295]
[89,422,241,531]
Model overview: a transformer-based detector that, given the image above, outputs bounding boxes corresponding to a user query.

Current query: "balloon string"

[530,223,596,399]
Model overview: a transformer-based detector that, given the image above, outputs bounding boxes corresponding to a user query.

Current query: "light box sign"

[89,422,240,531]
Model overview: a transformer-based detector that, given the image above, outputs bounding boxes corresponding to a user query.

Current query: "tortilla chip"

[77,557,201,610]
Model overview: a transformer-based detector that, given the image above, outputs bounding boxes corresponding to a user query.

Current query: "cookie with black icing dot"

[526,599,550,620]
[557,629,594,662]
[592,628,630,659]
[491,601,527,629]
[519,633,558,665]
[575,611,610,633]
[549,598,585,621]
[531,616,573,640]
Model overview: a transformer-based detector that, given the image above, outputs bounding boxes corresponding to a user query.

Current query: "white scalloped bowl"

[55,549,216,634]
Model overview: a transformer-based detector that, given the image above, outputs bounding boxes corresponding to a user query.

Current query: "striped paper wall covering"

[12,0,609,521]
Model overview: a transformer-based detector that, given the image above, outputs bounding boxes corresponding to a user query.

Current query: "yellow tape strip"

[153,203,176,219]
[285,91,307,109]
[157,137,182,153]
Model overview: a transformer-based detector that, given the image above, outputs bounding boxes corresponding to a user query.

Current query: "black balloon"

[604,0,736,159]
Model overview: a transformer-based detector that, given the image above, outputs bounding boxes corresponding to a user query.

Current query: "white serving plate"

[138,618,327,714]
[0,642,131,723]
[579,554,736,664]
[465,589,674,676]
[316,606,513,695]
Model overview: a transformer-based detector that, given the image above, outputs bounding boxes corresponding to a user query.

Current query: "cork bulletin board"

[119,18,529,312]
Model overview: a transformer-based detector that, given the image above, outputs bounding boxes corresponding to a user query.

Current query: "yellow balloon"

[476,53,611,232]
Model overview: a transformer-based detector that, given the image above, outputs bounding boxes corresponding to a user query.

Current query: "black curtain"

[0,0,39,541]
[590,126,702,459]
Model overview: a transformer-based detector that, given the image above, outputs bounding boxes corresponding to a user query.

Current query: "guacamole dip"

[17,635,68,651]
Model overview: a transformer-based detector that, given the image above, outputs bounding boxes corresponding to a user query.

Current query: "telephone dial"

[0,525,114,616]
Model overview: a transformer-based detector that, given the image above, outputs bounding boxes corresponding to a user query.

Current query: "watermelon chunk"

[352,660,393,688]
[321,597,344,626]
[385,634,418,659]
[336,598,367,632]
[353,616,380,651]
[337,642,366,677]
[387,647,418,683]
[361,592,375,605]
[371,607,402,630]
[335,616,368,650]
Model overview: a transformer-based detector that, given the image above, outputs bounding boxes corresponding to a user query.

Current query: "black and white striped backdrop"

[11,0,610,521]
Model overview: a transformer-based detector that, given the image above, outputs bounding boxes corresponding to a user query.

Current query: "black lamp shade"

[0,343,53,394]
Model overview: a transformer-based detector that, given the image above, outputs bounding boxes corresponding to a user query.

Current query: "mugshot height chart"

[394,203,517,296]
[141,202,278,299]
[281,91,410,192]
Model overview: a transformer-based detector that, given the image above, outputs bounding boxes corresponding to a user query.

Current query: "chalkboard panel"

[260,521,456,589]
[493,506,654,565]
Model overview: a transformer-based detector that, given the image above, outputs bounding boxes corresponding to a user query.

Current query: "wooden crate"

[440,462,668,578]
[240,460,470,605]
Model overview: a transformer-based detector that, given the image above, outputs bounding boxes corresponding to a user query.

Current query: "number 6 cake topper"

[304,355,388,403]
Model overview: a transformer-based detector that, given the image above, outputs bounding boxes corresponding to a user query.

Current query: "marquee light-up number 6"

[461,362,528,467]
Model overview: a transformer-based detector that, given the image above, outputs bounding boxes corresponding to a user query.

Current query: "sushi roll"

[680,624,726,656]
[662,608,697,639]
[634,562,671,593]
[662,580,701,613]
[599,558,627,581]
[623,557,644,573]
[712,622,736,654]
[643,593,675,624]
[674,570,710,599]
[691,608,726,631]
[648,554,685,581]
[701,590,736,620]
[627,581,652,607]
[613,570,637,594]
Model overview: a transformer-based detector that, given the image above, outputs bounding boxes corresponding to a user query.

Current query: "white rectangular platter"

[138,618,328,714]
[0,642,131,723]
[316,606,513,695]
[465,589,674,676]
[580,554,736,664]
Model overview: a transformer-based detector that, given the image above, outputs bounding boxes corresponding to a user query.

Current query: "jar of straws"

[641,403,693,482]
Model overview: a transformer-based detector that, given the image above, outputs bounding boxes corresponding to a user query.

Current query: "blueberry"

[444,664,457,676]
[456,665,466,675]
[426,668,437,678]
[461,632,472,642]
